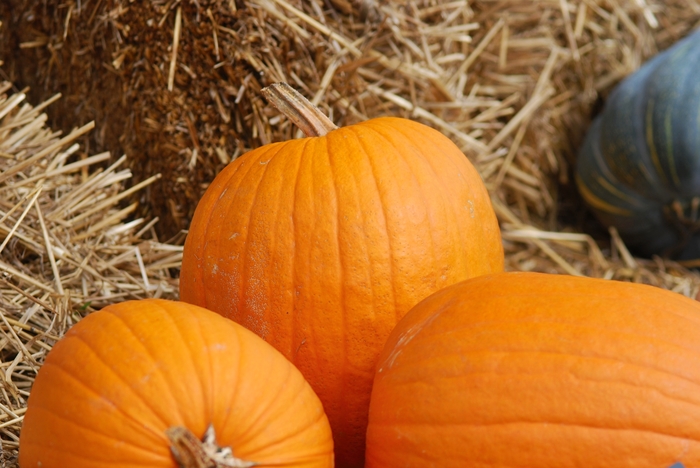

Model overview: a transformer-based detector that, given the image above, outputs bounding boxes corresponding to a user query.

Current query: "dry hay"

[0,83,181,465]
[2,0,697,237]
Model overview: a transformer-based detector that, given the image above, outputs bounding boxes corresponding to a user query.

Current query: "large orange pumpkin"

[180,83,504,467]
[19,299,333,468]
[366,272,700,467]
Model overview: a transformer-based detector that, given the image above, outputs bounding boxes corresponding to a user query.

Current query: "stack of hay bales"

[2,0,698,245]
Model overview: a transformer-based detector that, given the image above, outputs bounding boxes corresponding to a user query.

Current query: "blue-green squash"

[576,28,700,260]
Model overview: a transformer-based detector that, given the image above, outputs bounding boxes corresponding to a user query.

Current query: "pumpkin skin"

[576,28,700,260]
[19,299,333,468]
[180,116,504,467]
[367,272,700,467]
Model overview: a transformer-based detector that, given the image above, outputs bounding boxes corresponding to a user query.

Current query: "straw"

[0,85,181,462]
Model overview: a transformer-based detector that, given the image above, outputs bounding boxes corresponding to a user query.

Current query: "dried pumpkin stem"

[261,82,338,137]
[166,425,256,468]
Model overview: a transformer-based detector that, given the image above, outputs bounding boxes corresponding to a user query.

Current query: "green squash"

[576,29,700,260]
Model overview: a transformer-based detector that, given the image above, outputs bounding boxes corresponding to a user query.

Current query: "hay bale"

[3,0,696,237]
[0,83,181,465]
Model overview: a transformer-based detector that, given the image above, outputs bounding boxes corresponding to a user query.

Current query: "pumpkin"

[366,272,700,467]
[576,28,700,260]
[19,299,333,468]
[179,83,504,467]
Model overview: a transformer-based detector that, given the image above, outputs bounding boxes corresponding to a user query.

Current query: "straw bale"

[0,83,181,465]
[1,0,694,235]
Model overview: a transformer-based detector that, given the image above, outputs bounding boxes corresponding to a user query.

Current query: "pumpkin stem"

[166,425,256,468]
[261,82,338,137]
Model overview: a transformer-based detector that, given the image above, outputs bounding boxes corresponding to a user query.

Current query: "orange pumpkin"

[367,272,700,467]
[19,299,333,468]
[180,83,504,467]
